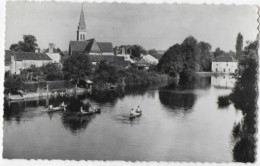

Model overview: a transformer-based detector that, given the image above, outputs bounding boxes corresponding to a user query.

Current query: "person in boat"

[60,102,65,108]
[80,107,87,114]
[48,105,54,110]
[136,106,141,113]
[130,108,136,116]
[88,106,94,113]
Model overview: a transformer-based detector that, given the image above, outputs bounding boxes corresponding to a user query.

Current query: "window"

[223,69,225,72]
[216,68,218,72]
[226,63,228,66]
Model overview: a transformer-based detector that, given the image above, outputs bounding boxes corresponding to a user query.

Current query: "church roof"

[69,39,114,54]
[97,42,114,53]
[213,55,236,62]
[5,50,52,64]
[78,5,86,31]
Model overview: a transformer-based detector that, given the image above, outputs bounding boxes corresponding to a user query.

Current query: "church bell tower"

[77,5,87,41]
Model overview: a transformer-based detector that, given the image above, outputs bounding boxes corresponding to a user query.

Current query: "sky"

[5,1,258,52]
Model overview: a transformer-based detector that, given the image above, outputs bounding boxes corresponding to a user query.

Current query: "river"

[3,75,242,162]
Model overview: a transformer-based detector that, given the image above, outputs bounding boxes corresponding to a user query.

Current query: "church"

[68,6,114,56]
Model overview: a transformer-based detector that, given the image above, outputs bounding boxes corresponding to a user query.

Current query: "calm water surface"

[3,76,242,162]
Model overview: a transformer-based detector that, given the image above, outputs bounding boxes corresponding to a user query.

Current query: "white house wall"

[46,53,61,63]
[211,62,237,73]
[10,59,52,74]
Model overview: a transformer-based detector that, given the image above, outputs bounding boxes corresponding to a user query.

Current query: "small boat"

[9,95,24,101]
[78,107,101,116]
[129,111,142,119]
[46,105,66,112]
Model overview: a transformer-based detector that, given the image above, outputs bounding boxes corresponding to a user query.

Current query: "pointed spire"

[78,4,86,31]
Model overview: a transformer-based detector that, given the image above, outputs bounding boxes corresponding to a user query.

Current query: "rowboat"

[46,105,66,112]
[78,107,101,116]
[129,111,142,119]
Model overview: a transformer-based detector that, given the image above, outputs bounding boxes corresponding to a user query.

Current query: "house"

[140,54,159,65]
[211,55,238,73]
[43,43,61,63]
[135,57,151,70]
[88,54,124,65]
[68,6,114,56]
[116,46,134,63]
[5,50,52,74]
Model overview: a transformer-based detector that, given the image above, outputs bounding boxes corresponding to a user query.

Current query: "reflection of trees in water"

[164,76,211,90]
[90,88,125,105]
[229,42,257,163]
[180,76,211,90]
[4,101,25,122]
[61,114,96,135]
[60,95,97,134]
[159,90,196,110]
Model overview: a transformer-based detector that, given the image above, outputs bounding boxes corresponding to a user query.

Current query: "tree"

[198,41,212,71]
[9,35,38,52]
[236,32,243,60]
[180,36,200,71]
[42,63,63,81]
[62,53,93,83]
[94,60,122,84]
[213,47,225,58]
[130,45,147,59]
[148,49,158,56]
[157,44,183,77]
[4,72,23,94]
[229,40,258,162]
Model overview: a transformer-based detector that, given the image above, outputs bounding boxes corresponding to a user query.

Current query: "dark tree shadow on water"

[61,114,96,135]
[158,90,196,116]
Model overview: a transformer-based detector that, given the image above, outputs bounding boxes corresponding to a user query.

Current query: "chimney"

[49,43,54,53]
[122,47,126,55]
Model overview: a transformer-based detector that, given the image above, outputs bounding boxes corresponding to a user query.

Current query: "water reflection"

[3,75,247,161]
[159,90,196,110]
[211,75,236,89]
[61,114,96,135]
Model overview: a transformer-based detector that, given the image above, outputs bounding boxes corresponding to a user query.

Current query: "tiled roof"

[88,55,124,62]
[5,50,52,64]
[213,55,236,62]
[69,39,113,54]
[69,40,90,52]
[5,51,11,66]
[135,57,151,66]
[97,42,113,53]
[151,54,163,60]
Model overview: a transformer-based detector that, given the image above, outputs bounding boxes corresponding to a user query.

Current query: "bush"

[217,95,230,108]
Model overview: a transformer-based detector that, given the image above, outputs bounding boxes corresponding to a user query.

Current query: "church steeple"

[77,4,87,41]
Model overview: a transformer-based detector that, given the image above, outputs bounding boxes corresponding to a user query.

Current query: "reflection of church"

[211,75,236,89]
